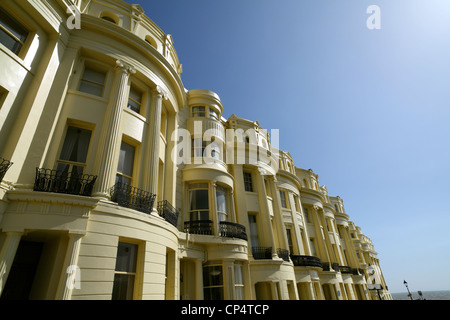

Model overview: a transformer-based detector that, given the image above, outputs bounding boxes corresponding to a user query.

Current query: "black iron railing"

[251,246,272,260]
[110,182,156,214]
[340,265,353,274]
[0,157,13,182]
[277,248,290,262]
[34,168,97,196]
[184,220,213,235]
[219,221,248,241]
[157,200,180,227]
[322,262,340,272]
[290,255,323,268]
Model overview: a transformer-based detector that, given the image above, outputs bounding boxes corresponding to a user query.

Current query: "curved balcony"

[34,168,97,197]
[219,221,248,241]
[110,181,156,214]
[184,220,213,235]
[277,248,290,262]
[184,220,248,241]
[251,247,272,260]
[340,265,353,274]
[290,255,323,268]
[157,200,180,228]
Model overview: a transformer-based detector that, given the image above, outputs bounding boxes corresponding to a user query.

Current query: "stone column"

[56,233,83,300]
[268,176,290,256]
[254,169,276,258]
[142,86,167,207]
[0,232,23,294]
[92,60,136,198]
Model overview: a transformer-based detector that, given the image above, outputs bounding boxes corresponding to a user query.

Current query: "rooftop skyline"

[134,0,450,294]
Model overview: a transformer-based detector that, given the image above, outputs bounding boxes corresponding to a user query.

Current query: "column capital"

[152,85,168,100]
[115,59,136,75]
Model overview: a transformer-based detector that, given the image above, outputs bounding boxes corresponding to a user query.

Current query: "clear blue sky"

[135,0,450,294]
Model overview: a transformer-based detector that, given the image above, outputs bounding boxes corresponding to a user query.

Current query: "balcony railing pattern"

[34,168,97,196]
[184,220,213,235]
[219,221,248,241]
[290,255,323,268]
[0,157,13,182]
[322,262,340,272]
[252,246,272,260]
[110,182,156,214]
[157,200,180,227]
[340,265,353,274]
[277,248,290,262]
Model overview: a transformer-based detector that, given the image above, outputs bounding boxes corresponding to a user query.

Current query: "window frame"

[243,172,254,192]
[188,182,210,221]
[78,64,107,97]
[0,6,30,57]
[116,140,137,186]
[112,241,140,300]
[55,125,93,176]
[279,189,289,209]
[127,84,143,114]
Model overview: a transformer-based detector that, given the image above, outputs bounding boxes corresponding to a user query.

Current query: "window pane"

[127,86,142,113]
[112,274,135,300]
[59,126,92,163]
[0,29,22,54]
[117,142,135,178]
[203,266,223,286]
[216,189,227,213]
[0,8,28,54]
[190,189,209,210]
[82,67,106,84]
[204,287,224,300]
[243,172,253,192]
[115,242,137,273]
[78,81,104,96]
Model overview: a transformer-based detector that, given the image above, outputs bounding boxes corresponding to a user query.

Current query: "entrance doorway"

[1,241,43,300]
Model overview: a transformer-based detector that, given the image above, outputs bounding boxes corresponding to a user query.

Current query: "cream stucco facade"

[0,0,391,300]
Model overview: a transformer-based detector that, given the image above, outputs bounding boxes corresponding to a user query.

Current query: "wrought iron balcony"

[340,265,353,274]
[290,255,323,268]
[157,200,180,228]
[34,168,97,196]
[0,157,13,182]
[322,262,340,272]
[219,221,248,241]
[251,246,272,260]
[277,248,290,262]
[184,220,213,235]
[110,182,156,214]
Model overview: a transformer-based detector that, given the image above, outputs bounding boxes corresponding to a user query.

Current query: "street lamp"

[403,280,413,300]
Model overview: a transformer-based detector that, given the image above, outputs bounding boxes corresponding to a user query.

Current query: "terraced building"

[0,0,391,300]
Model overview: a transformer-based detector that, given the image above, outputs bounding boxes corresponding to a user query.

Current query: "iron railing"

[290,255,323,268]
[322,262,340,272]
[219,221,248,241]
[340,265,353,274]
[184,220,213,235]
[34,168,97,196]
[110,182,156,214]
[251,246,272,260]
[0,157,13,182]
[277,248,290,262]
[157,200,180,227]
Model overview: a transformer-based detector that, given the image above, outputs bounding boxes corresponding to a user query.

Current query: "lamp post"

[403,280,413,300]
